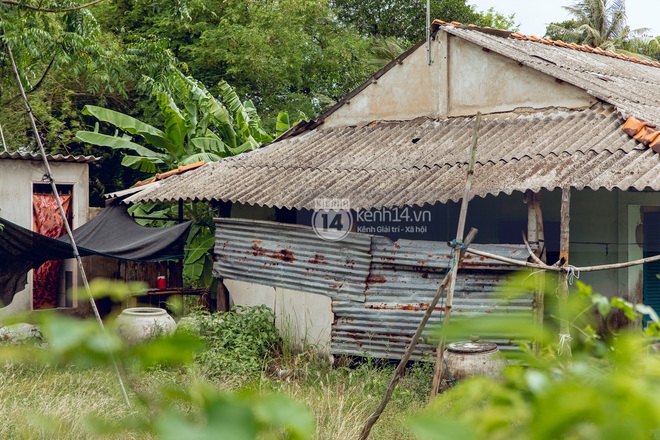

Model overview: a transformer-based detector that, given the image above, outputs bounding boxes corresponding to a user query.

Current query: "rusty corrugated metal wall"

[215,218,533,359]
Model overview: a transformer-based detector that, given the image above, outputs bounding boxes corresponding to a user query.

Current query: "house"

[0,151,93,318]
[124,21,660,358]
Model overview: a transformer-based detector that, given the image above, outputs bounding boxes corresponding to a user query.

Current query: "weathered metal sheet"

[214,218,372,302]
[213,218,533,359]
[125,106,660,210]
[333,241,534,359]
[370,236,527,270]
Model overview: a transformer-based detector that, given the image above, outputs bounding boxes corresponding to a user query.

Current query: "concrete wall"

[616,191,660,305]
[0,159,89,318]
[447,37,595,116]
[224,279,333,354]
[323,31,595,128]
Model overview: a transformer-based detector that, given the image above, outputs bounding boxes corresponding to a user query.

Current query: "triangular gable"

[314,21,660,130]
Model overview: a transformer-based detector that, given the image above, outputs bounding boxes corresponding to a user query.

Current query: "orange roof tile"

[431,19,658,67]
[134,160,206,187]
[622,117,660,153]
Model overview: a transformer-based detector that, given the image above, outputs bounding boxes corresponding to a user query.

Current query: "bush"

[184,305,280,378]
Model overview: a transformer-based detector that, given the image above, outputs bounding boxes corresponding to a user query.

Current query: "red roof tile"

[622,117,660,153]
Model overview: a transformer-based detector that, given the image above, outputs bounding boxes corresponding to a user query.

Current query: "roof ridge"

[432,19,660,68]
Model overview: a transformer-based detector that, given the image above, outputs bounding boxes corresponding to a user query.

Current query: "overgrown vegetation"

[183,305,280,378]
[411,273,660,440]
[5,273,660,439]
[0,280,432,439]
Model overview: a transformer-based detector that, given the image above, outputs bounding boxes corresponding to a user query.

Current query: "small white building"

[0,151,92,318]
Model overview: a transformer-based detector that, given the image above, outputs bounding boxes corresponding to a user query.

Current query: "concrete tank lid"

[446,341,498,354]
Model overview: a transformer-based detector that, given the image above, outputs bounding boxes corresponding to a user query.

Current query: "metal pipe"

[426,0,432,65]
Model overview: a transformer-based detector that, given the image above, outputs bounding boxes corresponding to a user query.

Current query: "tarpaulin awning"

[0,204,191,306]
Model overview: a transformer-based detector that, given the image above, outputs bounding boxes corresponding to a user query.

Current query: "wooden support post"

[430,113,481,400]
[558,186,572,358]
[216,278,230,312]
[526,191,546,353]
[358,229,478,440]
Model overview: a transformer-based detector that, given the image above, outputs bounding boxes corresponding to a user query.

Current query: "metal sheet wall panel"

[213,218,534,359]
[332,270,534,360]
[214,218,372,302]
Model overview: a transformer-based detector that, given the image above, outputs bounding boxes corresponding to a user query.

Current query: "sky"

[469,0,660,37]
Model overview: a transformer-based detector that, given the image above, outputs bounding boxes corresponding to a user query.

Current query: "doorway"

[32,183,73,309]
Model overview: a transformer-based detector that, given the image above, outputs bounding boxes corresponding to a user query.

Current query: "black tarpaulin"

[59,204,191,261]
[0,205,191,306]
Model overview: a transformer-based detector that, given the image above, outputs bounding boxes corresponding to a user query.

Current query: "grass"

[0,352,432,439]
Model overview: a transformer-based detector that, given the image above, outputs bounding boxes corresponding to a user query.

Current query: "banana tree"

[76,73,271,173]
[75,72,276,288]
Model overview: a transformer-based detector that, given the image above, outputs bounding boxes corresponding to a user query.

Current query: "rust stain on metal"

[367,274,387,284]
[365,303,446,312]
[308,253,328,265]
[250,242,296,263]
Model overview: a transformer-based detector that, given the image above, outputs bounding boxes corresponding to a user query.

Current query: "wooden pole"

[430,113,481,399]
[357,229,478,440]
[526,191,546,354]
[557,186,572,358]
[216,278,230,312]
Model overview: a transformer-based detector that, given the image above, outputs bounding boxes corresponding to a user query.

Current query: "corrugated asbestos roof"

[0,151,96,163]
[125,105,659,210]
[125,23,660,209]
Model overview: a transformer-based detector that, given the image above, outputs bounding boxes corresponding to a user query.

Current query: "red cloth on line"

[32,193,71,310]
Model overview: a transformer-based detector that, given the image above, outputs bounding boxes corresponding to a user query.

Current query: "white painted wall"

[323,40,442,128]
[224,279,333,354]
[616,192,660,304]
[0,158,89,318]
[447,37,595,116]
[322,31,595,128]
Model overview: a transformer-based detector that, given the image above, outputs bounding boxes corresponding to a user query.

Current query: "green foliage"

[96,0,374,122]
[331,0,519,44]
[76,72,277,287]
[478,7,519,32]
[0,281,314,439]
[76,70,267,173]
[184,305,281,378]
[544,0,659,59]
[411,272,660,440]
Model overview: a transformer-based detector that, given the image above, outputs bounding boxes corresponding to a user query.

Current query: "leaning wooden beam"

[357,228,478,440]
[430,112,482,400]
[467,247,558,270]
[522,232,549,267]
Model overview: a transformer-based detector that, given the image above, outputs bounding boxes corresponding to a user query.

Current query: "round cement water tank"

[443,341,506,382]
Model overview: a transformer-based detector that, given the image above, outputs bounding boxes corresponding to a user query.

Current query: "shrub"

[185,305,280,378]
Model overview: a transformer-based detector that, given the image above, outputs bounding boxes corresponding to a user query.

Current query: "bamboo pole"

[557,187,572,358]
[467,247,660,274]
[358,228,478,440]
[2,29,131,407]
[429,113,481,399]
